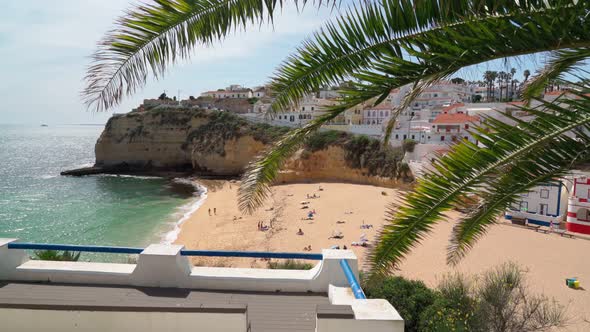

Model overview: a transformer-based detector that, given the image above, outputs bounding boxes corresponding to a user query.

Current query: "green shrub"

[402,139,418,153]
[34,250,81,262]
[365,263,565,332]
[364,276,439,332]
[267,259,314,270]
[304,130,346,152]
[419,275,479,332]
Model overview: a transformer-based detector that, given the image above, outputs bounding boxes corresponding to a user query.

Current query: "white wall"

[0,240,404,331]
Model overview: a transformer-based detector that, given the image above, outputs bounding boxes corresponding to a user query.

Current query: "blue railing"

[7,243,144,254]
[6,243,323,260]
[339,259,366,299]
[180,250,323,260]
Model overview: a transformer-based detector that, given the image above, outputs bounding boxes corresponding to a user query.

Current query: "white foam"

[95,174,162,180]
[161,180,208,245]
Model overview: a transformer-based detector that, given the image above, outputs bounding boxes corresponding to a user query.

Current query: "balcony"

[0,239,403,332]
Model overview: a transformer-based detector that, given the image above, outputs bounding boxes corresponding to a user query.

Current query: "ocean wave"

[161,181,208,245]
[39,174,58,179]
[95,174,162,180]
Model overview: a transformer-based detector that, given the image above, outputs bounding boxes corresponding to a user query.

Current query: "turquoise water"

[0,124,197,260]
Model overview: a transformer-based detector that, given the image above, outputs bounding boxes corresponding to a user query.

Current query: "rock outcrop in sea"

[62,106,412,187]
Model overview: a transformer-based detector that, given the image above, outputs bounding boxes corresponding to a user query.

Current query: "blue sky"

[0,1,562,125]
[0,1,335,125]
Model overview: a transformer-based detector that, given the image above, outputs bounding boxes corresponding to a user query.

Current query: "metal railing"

[180,250,322,260]
[7,243,323,260]
[7,243,143,254]
[339,259,366,299]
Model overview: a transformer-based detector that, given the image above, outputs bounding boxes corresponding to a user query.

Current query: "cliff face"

[85,108,410,187]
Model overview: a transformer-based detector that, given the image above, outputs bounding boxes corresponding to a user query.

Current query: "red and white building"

[566,173,590,234]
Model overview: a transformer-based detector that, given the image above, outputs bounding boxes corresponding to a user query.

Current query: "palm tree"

[497,71,506,101]
[83,0,590,276]
[510,67,517,100]
[523,69,531,83]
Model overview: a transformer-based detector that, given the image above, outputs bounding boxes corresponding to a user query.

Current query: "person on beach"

[297,228,304,235]
[214,208,217,215]
[208,208,211,216]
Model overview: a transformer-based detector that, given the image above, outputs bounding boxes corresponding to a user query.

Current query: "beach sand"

[176,180,590,331]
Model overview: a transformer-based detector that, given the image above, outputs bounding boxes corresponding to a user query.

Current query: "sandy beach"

[176,180,590,331]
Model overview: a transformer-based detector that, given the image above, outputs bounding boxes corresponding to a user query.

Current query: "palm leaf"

[521,47,590,101]
[82,0,339,111]
[238,104,346,213]
[370,91,590,276]
[268,0,590,114]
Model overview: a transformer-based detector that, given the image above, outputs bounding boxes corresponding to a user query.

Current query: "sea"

[0,124,205,261]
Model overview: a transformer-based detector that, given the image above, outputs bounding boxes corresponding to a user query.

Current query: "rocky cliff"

[64,107,411,187]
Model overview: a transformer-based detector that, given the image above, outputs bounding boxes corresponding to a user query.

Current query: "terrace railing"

[6,242,364,298]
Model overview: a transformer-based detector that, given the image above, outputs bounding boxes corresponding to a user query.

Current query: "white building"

[505,182,568,227]
[200,85,253,99]
[363,102,393,125]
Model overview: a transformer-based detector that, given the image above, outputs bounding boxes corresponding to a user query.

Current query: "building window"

[312,107,315,111]
[577,208,590,221]
[539,204,548,215]
[278,116,282,120]
[519,201,528,212]
[380,111,383,117]
[411,135,415,140]
[373,111,376,117]
[441,136,445,141]
[403,134,407,140]
[395,134,399,139]
[465,124,469,129]
[385,111,389,117]
[302,107,306,111]
[540,189,550,199]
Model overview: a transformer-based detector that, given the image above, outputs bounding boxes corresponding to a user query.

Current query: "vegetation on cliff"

[303,130,411,181]
[183,110,289,156]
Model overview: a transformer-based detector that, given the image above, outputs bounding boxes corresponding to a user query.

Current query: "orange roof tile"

[433,113,479,124]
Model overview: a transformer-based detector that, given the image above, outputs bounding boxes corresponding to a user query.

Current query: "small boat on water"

[41,124,48,127]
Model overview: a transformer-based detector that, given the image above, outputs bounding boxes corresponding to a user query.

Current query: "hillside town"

[135,72,575,169]
[129,74,590,239]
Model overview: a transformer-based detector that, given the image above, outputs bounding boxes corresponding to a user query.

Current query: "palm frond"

[82,0,338,111]
[269,0,590,114]
[370,91,590,276]
[238,104,346,213]
[522,47,590,101]
[240,0,590,214]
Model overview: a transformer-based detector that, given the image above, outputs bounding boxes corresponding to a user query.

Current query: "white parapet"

[0,239,405,331]
[1,239,357,293]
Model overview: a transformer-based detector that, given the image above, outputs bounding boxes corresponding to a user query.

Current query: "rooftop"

[432,112,479,124]
[0,281,330,332]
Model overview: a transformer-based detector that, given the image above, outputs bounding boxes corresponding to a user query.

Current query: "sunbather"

[297,228,304,235]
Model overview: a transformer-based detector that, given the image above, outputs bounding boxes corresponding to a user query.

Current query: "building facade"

[505,182,568,226]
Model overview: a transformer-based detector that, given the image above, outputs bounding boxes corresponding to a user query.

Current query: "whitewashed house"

[505,182,569,227]
[363,102,392,125]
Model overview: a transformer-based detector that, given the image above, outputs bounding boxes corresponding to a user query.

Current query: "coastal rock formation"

[64,107,411,187]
